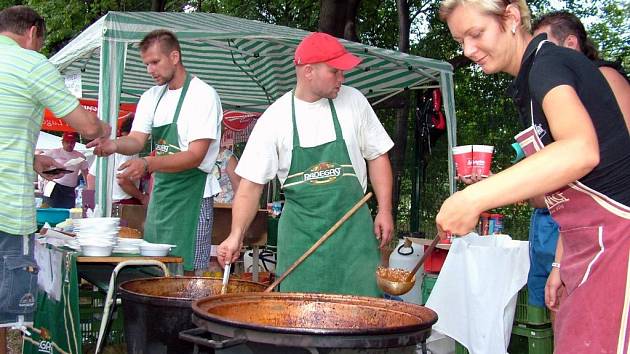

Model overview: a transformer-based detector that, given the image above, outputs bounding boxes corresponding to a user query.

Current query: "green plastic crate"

[515,287,551,325]
[455,325,553,354]
[78,289,125,346]
[267,217,278,246]
[510,324,554,354]
[421,274,438,304]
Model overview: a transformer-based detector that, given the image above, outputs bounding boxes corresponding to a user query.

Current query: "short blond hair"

[439,0,532,33]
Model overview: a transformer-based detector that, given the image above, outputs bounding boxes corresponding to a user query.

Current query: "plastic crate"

[78,289,125,346]
[455,325,553,354]
[423,245,448,273]
[36,208,69,226]
[267,217,278,246]
[514,287,551,326]
[421,274,438,304]
[509,324,554,354]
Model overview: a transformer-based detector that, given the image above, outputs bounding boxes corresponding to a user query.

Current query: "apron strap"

[151,72,193,150]
[290,90,343,148]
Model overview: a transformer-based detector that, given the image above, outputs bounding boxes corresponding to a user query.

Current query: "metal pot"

[181,292,438,353]
[118,276,266,354]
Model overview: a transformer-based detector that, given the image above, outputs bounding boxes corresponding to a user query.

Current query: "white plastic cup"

[452,145,473,178]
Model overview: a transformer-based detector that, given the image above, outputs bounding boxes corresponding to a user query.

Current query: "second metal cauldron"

[118,276,266,354]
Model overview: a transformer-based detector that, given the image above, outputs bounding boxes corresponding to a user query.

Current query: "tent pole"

[97,37,127,216]
[440,71,457,195]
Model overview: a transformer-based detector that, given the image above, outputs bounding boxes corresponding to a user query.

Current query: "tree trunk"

[151,0,166,12]
[319,0,361,41]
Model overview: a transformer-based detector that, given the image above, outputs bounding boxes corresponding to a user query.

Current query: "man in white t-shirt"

[217,33,394,296]
[43,132,89,208]
[89,30,222,274]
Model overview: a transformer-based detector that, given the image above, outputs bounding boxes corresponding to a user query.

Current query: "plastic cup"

[452,145,473,178]
[472,145,494,177]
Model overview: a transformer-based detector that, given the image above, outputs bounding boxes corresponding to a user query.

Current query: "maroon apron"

[515,42,630,353]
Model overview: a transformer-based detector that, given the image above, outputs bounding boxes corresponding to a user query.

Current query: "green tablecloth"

[23,246,81,354]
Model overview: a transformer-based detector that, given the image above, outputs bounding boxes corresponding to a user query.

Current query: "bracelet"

[551,262,561,269]
[139,157,149,174]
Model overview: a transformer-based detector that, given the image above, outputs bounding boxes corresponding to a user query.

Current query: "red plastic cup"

[452,145,473,178]
[472,145,494,177]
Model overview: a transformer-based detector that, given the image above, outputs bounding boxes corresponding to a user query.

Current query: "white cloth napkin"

[426,233,530,354]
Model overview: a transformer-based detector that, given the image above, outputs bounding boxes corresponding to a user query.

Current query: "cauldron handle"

[179,328,247,349]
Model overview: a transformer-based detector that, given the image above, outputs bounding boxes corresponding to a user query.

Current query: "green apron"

[277,92,381,297]
[144,73,207,271]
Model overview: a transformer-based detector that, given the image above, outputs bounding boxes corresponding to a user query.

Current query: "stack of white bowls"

[114,237,144,254]
[73,217,120,256]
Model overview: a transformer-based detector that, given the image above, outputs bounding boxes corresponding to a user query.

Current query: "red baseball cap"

[294,32,361,71]
[62,132,78,142]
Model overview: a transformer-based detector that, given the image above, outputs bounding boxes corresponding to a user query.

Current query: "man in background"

[42,132,89,208]
[87,116,149,206]
[0,5,109,351]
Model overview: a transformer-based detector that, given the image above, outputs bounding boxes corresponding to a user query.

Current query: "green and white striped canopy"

[50,11,457,213]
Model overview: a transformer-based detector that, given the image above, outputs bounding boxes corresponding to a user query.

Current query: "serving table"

[22,244,183,354]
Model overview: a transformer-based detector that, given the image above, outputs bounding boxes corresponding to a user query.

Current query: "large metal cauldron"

[118,276,266,354]
[181,292,438,354]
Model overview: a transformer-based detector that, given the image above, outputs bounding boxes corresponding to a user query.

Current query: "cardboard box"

[118,204,147,232]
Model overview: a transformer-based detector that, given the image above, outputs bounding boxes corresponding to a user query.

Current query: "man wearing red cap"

[42,132,90,208]
[218,32,394,297]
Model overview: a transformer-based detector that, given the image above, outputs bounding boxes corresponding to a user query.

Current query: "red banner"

[42,99,136,132]
[43,102,262,145]
[222,110,261,145]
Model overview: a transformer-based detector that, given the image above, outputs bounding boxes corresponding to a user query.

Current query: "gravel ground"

[7,329,22,354]
[6,329,126,354]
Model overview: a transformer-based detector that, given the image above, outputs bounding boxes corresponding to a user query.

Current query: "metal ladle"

[220,262,231,295]
[376,233,442,296]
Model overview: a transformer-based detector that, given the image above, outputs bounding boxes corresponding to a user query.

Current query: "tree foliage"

[3,0,626,238]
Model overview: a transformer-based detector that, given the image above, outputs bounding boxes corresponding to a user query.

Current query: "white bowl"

[117,238,144,246]
[74,225,120,232]
[77,238,115,246]
[139,243,174,257]
[76,231,118,239]
[81,244,113,257]
[73,219,120,228]
[112,245,140,254]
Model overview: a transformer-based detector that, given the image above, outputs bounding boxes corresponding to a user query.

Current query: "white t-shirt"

[236,86,394,191]
[133,76,222,198]
[44,148,88,187]
[89,155,139,201]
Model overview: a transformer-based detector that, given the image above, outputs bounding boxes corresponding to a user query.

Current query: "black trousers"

[44,183,76,209]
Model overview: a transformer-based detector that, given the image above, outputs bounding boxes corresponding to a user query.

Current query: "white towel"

[426,234,530,354]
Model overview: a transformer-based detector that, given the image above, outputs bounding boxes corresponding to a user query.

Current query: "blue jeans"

[0,231,38,325]
[527,208,559,307]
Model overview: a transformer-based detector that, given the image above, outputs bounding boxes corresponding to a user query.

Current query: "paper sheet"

[43,181,56,197]
[34,242,63,301]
